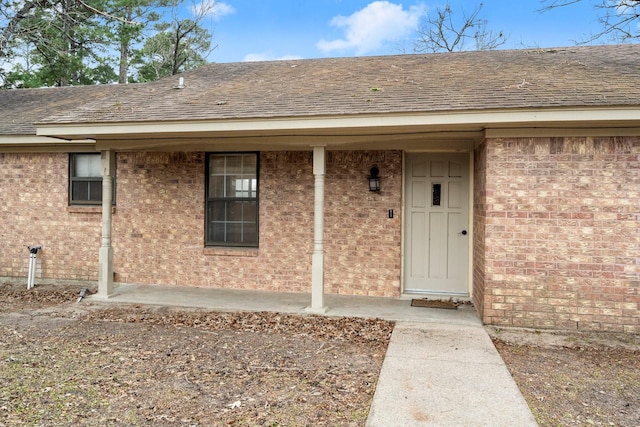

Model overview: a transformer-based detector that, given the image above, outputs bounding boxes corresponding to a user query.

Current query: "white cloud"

[192,1,235,21]
[317,1,425,55]
[212,2,235,19]
[243,52,304,62]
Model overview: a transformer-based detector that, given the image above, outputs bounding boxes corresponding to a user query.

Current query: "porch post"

[307,146,328,313]
[98,150,115,298]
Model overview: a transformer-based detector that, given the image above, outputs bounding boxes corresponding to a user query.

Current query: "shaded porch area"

[89,283,481,325]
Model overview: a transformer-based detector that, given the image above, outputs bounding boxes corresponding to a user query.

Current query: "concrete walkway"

[366,322,538,426]
[89,284,537,426]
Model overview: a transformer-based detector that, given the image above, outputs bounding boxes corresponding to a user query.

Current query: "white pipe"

[27,245,41,290]
[27,253,34,289]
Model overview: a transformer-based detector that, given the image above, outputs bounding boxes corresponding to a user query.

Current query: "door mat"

[410,298,459,309]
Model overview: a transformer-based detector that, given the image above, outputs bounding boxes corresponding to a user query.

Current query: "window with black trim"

[206,153,258,247]
[69,153,115,205]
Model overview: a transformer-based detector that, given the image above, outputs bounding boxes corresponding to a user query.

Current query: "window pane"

[209,222,226,242]
[208,201,226,221]
[243,155,257,174]
[227,201,243,221]
[89,181,102,201]
[243,201,257,222]
[209,175,225,198]
[226,223,242,243]
[228,176,238,197]
[72,181,89,201]
[250,178,257,198]
[74,154,101,178]
[210,155,225,173]
[239,178,251,197]
[224,176,257,198]
[88,155,101,177]
[243,223,257,244]
[432,183,442,206]
[225,155,243,174]
[74,155,89,177]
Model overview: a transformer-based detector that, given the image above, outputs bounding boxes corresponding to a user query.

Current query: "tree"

[1,0,216,87]
[103,0,177,83]
[540,0,640,42]
[133,18,210,81]
[414,2,508,53]
[1,0,122,86]
[131,2,215,82]
[1,0,120,87]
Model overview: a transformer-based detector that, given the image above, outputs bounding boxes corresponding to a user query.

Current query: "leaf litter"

[3,282,640,426]
[0,283,391,426]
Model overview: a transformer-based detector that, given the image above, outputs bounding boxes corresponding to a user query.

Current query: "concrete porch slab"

[87,283,482,325]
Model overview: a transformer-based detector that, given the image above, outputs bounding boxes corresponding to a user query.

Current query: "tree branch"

[0,0,50,56]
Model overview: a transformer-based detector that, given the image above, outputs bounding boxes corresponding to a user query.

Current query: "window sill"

[67,206,116,214]
[203,247,259,257]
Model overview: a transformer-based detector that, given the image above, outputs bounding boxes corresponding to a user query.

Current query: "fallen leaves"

[494,338,640,427]
[0,282,393,426]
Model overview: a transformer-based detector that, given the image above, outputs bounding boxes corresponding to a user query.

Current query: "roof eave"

[0,135,96,152]
[34,106,640,141]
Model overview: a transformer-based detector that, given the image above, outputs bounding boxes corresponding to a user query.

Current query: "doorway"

[404,153,470,295]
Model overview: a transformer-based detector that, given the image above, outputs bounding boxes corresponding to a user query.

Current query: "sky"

[196,0,617,63]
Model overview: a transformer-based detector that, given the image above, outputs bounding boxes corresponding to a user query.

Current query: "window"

[69,153,114,205]
[206,153,258,247]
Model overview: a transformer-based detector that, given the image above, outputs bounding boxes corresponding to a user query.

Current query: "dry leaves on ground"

[491,328,640,427]
[0,283,392,426]
[3,282,640,427]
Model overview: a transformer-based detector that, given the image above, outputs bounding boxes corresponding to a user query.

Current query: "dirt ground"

[2,283,640,427]
[489,327,640,427]
[0,283,392,426]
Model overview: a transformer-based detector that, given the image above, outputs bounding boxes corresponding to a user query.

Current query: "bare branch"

[539,0,583,10]
[539,0,640,42]
[415,2,508,53]
[76,0,140,25]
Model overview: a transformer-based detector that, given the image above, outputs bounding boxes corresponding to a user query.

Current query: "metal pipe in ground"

[27,245,41,290]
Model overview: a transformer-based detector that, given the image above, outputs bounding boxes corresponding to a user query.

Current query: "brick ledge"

[67,206,116,214]
[203,247,259,257]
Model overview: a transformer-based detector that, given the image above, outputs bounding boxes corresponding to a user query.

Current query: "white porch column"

[98,150,115,298]
[307,146,328,313]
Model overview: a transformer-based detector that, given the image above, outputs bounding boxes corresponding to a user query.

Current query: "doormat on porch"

[410,298,459,309]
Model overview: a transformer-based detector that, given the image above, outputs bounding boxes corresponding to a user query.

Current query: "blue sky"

[198,0,612,63]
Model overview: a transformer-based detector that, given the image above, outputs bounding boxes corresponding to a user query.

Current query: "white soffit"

[35,107,640,140]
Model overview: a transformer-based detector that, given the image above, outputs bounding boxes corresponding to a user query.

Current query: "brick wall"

[111,152,210,287]
[0,153,101,282]
[324,151,402,297]
[476,137,640,332]
[1,150,402,297]
[110,150,402,296]
[473,144,488,314]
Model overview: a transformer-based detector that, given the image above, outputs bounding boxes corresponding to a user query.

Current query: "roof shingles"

[1,44,639,135]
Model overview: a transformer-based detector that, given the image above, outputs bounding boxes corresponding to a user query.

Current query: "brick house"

[1,44,639,332]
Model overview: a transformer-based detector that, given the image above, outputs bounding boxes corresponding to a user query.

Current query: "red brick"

[475,136,640,333]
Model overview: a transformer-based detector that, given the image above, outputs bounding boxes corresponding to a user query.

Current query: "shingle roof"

[0,84,130,135]
[2,44,639,135]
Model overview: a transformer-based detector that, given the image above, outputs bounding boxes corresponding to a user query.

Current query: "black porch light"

[368,166,381,192]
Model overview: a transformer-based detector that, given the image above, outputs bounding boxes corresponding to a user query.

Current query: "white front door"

[404,153,470,295]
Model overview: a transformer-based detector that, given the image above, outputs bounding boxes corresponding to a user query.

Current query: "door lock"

[459,230,468,235]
